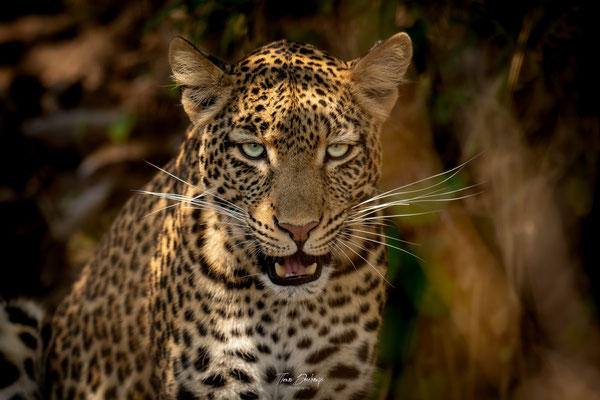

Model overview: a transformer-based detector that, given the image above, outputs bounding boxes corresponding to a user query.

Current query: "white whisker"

[345,227,419,246]
[398,191,483,204]
[196,221,249,229]
[354,153,480,208]
[396,183,482,202]
[136,190,247,221]
[239,273,263,279]
[347,210,439,223]
[139,202,181,220]
[331,241,357,272]
[357,169,460,206]
[336,239,394,288]
[342,232,423,262]
[141,191,246,217]
[145,161,247,213]
[350,183,482,221]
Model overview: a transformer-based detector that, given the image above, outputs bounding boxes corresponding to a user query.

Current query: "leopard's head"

[169,34,412,297]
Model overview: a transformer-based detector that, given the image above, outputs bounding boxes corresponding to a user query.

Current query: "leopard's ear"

[350,32,412,122]
[169,37,233,126]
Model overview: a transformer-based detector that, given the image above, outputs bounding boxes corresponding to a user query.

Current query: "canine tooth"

[275,263,286,278]
[305,263,317,275]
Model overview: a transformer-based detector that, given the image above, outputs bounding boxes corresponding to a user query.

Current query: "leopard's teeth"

[305,263,317,275]
[275,262,286,278]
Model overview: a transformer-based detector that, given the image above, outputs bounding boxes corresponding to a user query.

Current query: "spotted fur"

[23,33,412,400]
[0,300,45,400]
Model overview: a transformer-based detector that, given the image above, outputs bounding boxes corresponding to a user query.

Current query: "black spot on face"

[357,341,369,362]
[18,332,38,349]
[5,306,38,328]
[364,318,379,332]
[234,349,258,363]
[240,391,259,400]
[328,364,360,379]
[177,386,199,400]
[297,337,312,349]
[257,343,271,354]
[202,374,226,387]
[329,329,357,345]
[305,346,339,364]
[183,329,193,348]
[230,368,253,383]
[24,357,35,380]
[264,366,277,383]
[184,309,195,322]
[194,346,210,372]
[0,352,20,388]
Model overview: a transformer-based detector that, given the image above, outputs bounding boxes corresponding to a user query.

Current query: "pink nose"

[278,221,319,242]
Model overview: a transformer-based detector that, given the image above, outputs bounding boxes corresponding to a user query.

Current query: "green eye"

[240,143,266,159]
[326,144,351,159]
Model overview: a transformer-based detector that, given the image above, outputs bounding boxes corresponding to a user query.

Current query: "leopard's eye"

[240,143,266,159]
[326,144,351,159]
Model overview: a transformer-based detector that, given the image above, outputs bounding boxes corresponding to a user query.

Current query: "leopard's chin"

[257,249,331,286]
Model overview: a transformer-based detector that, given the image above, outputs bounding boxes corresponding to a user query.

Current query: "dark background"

[1,1,599,399]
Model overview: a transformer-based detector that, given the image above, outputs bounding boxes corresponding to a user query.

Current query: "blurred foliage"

[146,0,256,51]
[107,113,136,143]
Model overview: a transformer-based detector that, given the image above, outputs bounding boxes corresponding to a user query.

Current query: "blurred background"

[1,0,598,399]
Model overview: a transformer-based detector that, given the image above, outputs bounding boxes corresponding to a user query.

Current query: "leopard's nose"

[277,220,319,242]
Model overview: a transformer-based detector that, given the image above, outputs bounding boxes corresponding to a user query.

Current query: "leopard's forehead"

[223,40,361,153]
[232,39,349,77]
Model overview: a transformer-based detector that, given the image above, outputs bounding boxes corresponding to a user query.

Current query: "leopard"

[0,32,412,400]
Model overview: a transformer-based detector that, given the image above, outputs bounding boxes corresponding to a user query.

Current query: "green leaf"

[107,114,136,143]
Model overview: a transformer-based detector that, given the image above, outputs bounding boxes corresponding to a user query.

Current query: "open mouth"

[258,250,331,286]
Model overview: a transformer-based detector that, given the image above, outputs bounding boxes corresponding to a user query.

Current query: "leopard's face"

[170,35,412,298]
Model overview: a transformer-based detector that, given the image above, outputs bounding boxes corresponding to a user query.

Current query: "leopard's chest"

[159,271,384,398]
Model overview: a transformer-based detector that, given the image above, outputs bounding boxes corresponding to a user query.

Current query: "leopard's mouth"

[258,250,331,286]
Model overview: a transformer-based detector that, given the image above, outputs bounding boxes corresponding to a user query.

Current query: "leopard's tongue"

[274,253,319,278]
[283,255,306,276]
[273,252,318,278]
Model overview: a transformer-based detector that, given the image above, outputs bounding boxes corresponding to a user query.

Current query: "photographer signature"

[276,372,325,388]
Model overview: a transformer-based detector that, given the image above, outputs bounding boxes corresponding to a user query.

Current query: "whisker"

[399,191,483,204]
[342,232,423,262]
[138,192,238,221]
[346,220,393,230]
[336,239,394,288]
[139,201,182,220]
[140,191,247,217]
[347,210,439,223]
[183,202,246,217]
[196,221,250,229]
[239,273,263,279]
[331,241,357,272]
[345,227,419,246]
[351,183,483,220]
[145,161,247,214]
[231,239,257,247]
[354,153,480,208]
[229,232,254,239]
[181,206,245,222]
[359,169,461,206]
[396,183,483,202]
[140,193,246,222]
[136,190,247,221]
